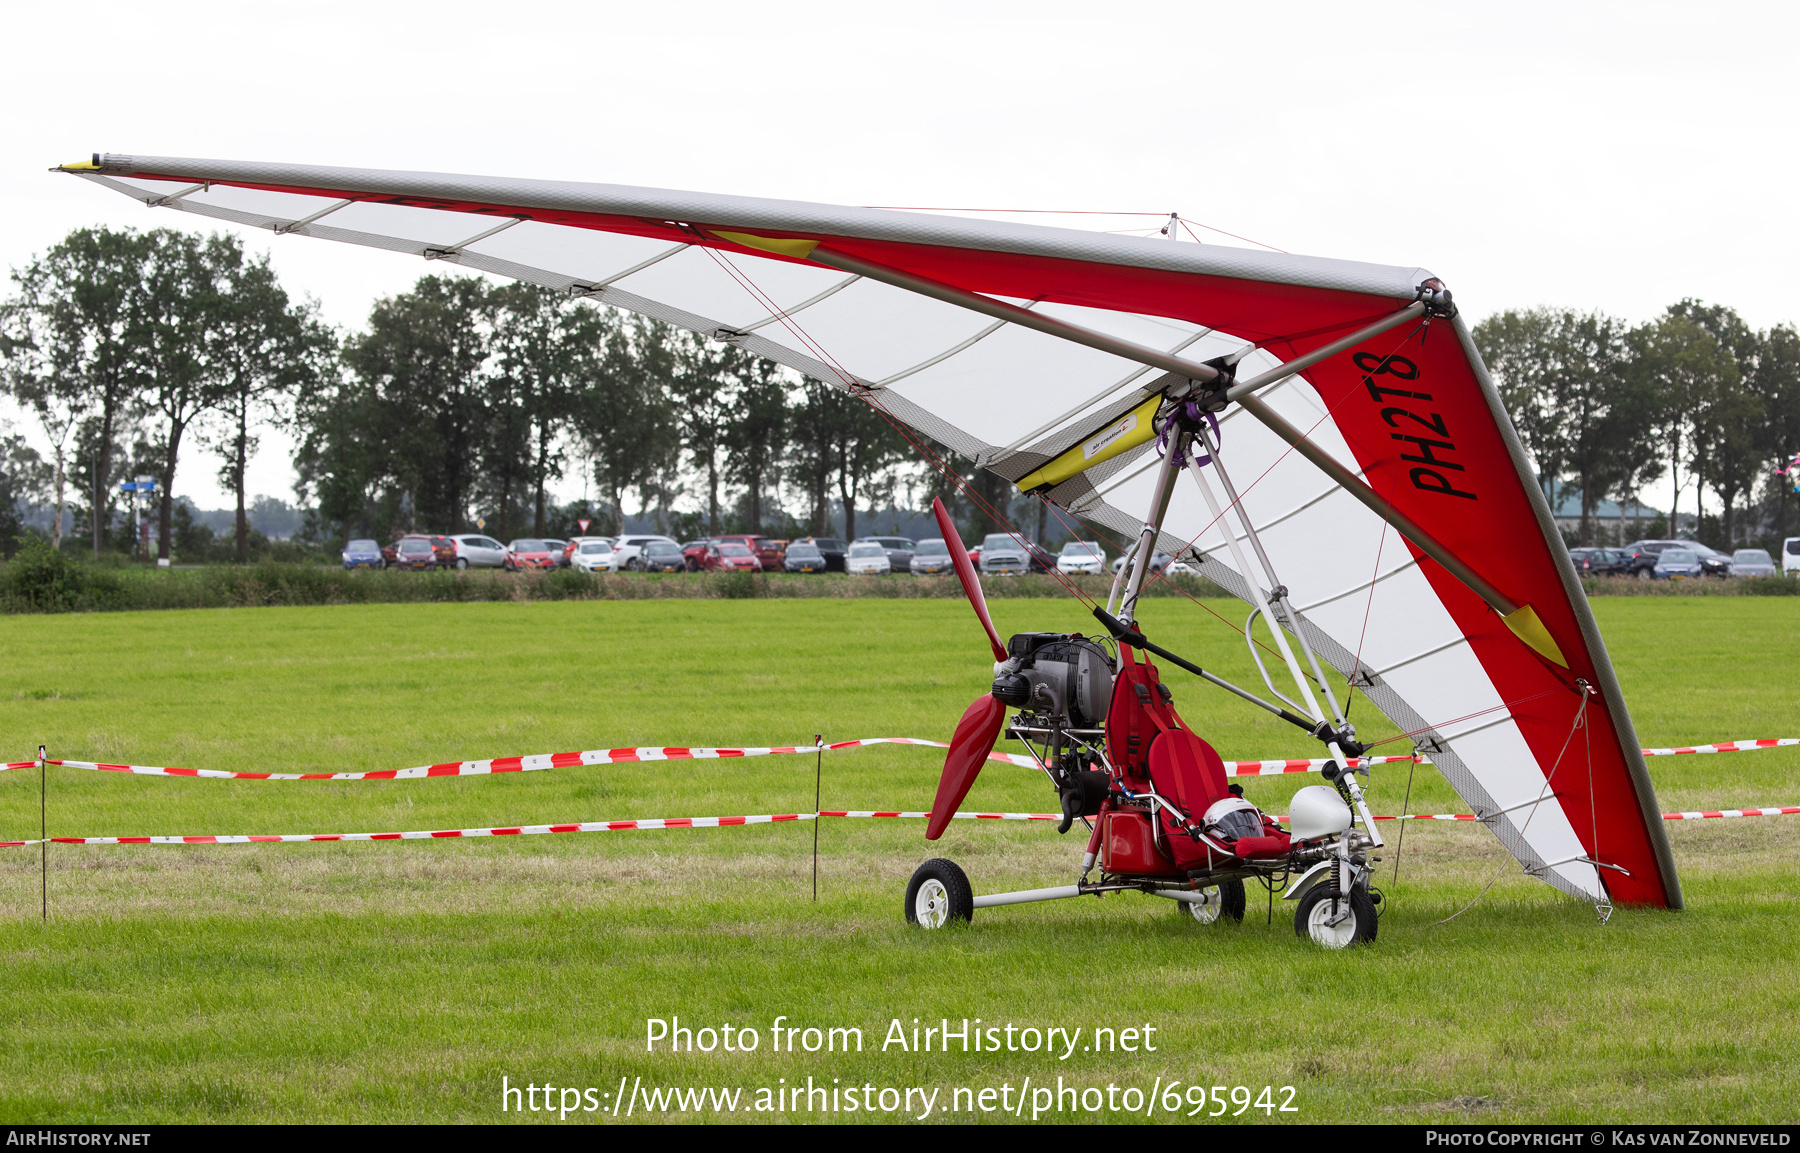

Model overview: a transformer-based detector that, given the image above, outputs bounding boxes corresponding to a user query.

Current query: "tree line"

[5,224,1796,563]
[1474,303,1800,547]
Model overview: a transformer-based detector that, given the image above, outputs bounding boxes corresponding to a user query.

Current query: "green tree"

[204,251,333,562]
[341,275,493,534]
[668,333,739,535]
[488,284,608,537]
[1751,323,1800,543]
[722,350,789,535]
[1474,309,1571,492]
[1477,308,1656,544]
[573,315,677,536]
[3,227,153,557]
[1632,314,1741,541]
[830,387,907,543]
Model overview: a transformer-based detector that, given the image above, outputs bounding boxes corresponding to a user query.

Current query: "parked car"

[702,541,763,573]
[784,542,828,573]
[640,540,687,572]
[505,539,560,571]
[846,541,892,575]
[391,536,440,570]
[1057,540,1107,575]
[341,539,384,570]
[1569,547,1632,577]
[1730,548,1778,578]
[1787,537,1800,576]
[542,539,568,566]
[793,537,847,572]
[713,534,784,571]
[450,534,508,569]
[382,533,455,568]
[1652,548,1704,580]
[613,534,679,571]
[910,538,954,575]
[1109,551,1174,577]
[978,533,1034,575]
[560,536,613,567]
[680,540,711,572]
[1624,539,1731,577]
[570,539,620,573]
[856,536,915,573]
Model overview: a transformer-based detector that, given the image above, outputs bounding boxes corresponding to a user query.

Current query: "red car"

[712,533,783,571]
[505,538,561,571]
[388,537,440,571]
[702,541,763,573]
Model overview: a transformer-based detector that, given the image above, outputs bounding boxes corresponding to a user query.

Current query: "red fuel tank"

[1102,808,1179,877]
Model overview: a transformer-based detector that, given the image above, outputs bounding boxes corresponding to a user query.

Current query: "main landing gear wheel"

[905,859,973,929]
[1181,880,1246,924]
[1294,887,1377,948]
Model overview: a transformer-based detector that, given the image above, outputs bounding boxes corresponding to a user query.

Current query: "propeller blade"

[927,694,1008,840]
[933,496,1006,661]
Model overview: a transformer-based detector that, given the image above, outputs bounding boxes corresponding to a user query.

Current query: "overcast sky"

[2,0,1793,515]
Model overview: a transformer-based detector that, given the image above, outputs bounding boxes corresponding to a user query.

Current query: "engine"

[989,632,1116,727]
[990,632,1118,832]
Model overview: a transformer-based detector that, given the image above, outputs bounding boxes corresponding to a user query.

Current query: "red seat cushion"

[1147,729,1233,870]
[1229,833,1292,861]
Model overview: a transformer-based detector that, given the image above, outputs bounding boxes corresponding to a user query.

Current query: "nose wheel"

[1295,887,1377,947]
[905,859,973,928]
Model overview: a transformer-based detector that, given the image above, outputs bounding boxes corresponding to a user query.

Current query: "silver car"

[1730,548,1778,577]
[978,532,1031,575]
[910,538,954,575]
[1057,541,1107,575]
[846,541,891,575]
[450,534,508,569]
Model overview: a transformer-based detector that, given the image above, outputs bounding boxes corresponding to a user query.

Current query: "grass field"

[0,596,1796,1124]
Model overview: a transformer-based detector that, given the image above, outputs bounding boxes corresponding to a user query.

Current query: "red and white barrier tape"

[4,804,1791,849]
[0,808,1061,847]
[1639,739,1800,757]
[11,736,1792,785]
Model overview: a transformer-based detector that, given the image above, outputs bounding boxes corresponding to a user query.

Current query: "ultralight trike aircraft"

[52,154,1681,943]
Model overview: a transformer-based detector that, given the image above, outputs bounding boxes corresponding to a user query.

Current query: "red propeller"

[926,497,1009,840]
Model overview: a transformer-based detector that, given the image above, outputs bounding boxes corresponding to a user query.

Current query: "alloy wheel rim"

[915,879,949,928]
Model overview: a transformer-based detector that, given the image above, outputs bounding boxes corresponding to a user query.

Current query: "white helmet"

[1202,797,1264,842]
[1288,785,1353,841]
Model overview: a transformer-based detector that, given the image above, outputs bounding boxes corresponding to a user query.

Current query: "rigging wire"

[1344,515,1392,720]
[1432,688,1591,927]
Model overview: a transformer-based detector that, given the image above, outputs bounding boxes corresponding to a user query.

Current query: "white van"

[1785,537,1800,576]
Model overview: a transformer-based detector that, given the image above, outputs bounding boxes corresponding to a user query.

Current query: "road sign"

[578,519,591,532]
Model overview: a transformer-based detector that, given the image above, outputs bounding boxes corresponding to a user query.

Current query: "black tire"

[905,858,973,928]
[627,558,644,572]
[1294,887,1377,948]
[1636,567,1652,581]
[1179,879,1246,924]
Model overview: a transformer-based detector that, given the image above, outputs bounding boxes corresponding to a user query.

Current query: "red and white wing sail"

[59,153,1679,907]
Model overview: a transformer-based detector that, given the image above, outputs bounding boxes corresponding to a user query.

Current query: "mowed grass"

[0,597,1796,1124]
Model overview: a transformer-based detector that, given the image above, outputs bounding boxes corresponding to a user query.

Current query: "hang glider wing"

[57,153,1679,907]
